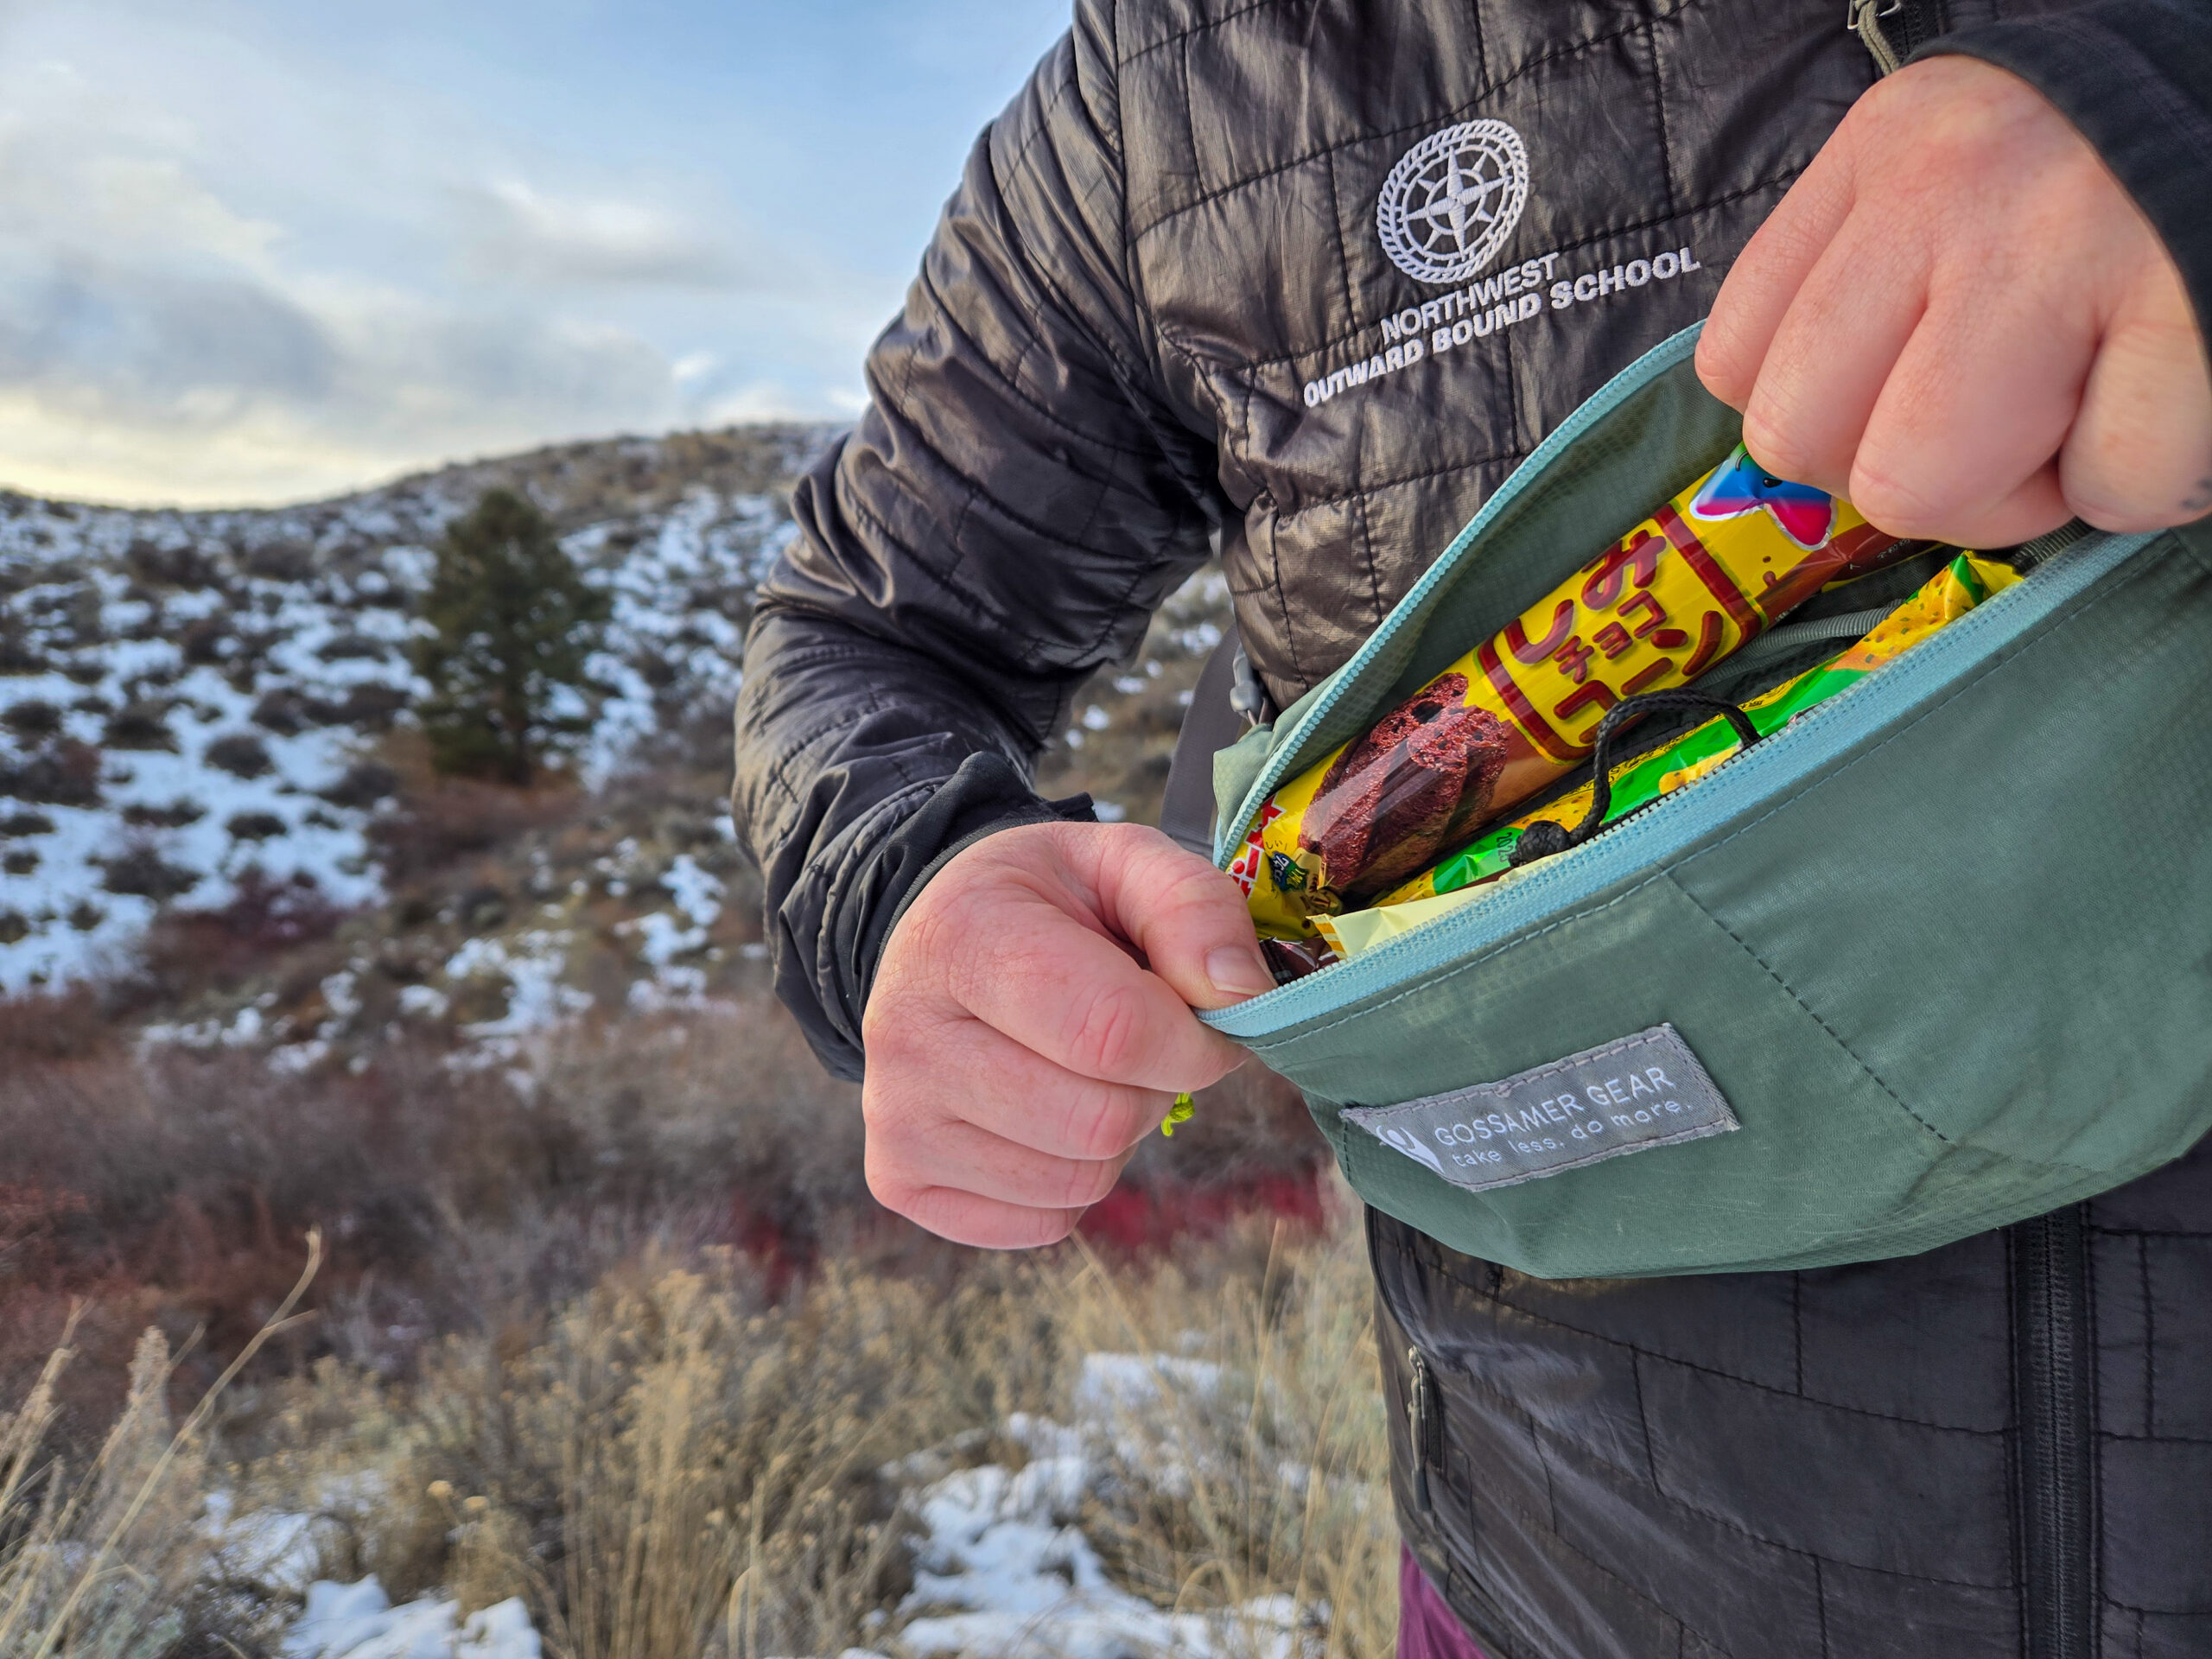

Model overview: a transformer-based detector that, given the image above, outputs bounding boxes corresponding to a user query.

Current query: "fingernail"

[1205,946,1275,1000]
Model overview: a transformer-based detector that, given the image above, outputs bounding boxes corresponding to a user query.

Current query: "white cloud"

[694,378,872,426]
[456,177,754,290]
[0,238,686,505]
[0,7,899,506]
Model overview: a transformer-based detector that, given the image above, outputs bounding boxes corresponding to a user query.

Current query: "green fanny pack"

[1199,322,2212,1280]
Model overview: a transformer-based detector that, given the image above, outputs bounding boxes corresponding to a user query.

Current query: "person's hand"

[1698,55,2212,546]
[861,821,1270,1248]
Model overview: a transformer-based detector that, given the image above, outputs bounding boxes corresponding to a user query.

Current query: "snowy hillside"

[0,425,1229,1066]
[0,427,823,992]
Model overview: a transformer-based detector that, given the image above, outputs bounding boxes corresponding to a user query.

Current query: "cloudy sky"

[0,0,1071,505]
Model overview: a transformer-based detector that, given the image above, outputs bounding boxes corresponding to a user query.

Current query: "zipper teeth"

[2013,1207,2094,1659]
[1213,324,1708,865]
[1207,526,2154,1039]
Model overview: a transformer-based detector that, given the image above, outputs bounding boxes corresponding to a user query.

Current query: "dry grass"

[0,1175,1392,1658]
[0,1239,321,1659]
[1058,1225,1396,1659]
[209,1207,1394,1659]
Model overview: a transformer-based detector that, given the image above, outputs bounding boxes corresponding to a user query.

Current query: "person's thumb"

[1084,826,1276,1011]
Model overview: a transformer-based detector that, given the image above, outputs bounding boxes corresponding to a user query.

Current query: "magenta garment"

[1398,1548,1491,1659]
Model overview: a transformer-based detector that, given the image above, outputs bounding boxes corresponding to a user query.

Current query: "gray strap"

[1849,0,1909,75]
[1848,0,1950,76]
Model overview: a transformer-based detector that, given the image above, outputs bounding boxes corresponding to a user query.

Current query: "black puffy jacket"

[732,0,2212,1650]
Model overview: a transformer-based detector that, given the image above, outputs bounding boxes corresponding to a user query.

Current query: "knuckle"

[1152,857,1241,918]
[1029,1211,1079,1248]
[863,1156,920,1217]
[860,1010,920,1071]
[1052,1158,1120,1211]
[1066,982,1148,1078]
[860,1089,907,1141]
[1062,1084,1144,1160]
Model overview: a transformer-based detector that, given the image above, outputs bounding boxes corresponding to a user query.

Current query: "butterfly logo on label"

[1688,445,1837,551]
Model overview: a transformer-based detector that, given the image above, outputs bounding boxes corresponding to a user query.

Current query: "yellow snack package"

[1228,446,1909,938]
[1307,554,2018,964]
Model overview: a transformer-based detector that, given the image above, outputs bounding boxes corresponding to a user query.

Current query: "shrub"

[0,741,102,807]
[204,733,274,779]
[98,846,200,901]
[136,871,346,1000]
[1,701,60,739]
[227,810,289,842]
[0,985,113,1060]
[320,762,400,810]
[103,701,177,751]
[0,1243,320,1658]
[120,799,206,830]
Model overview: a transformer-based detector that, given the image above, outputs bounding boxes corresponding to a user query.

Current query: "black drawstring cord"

[1507,689,1763,868]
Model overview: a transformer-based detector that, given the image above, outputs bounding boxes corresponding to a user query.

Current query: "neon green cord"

[1160,1093,1196,1137]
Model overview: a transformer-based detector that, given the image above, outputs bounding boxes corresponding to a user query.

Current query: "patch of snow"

[142,1002,273,1052]
[890,1357,1319,1659]
[661,852,723,928]
[610,851,724,1010]
[200,1494,325,1596]
[281,1577,538,1659]
[320,969,363,1037]
[444,931,592,1039]
[898,1434,1306,1659]
[269,1039,332,1075]
[630,912,702,970]
[397,984,450,1019]
[1071,1353,1224,1421]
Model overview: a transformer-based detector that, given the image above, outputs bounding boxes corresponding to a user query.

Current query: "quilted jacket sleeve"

[731,7,1225,1079]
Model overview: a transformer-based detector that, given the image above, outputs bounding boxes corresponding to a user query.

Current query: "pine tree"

[412,488,610,785]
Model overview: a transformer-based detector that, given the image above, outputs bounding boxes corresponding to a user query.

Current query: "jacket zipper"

[2011,1205,2095,1659]
[1407,1346,1440,1514]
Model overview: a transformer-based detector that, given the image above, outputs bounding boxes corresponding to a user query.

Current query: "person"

[732,1,2212,1651]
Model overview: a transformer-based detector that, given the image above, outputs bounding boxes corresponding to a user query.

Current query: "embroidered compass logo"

[1376,119,1530,285]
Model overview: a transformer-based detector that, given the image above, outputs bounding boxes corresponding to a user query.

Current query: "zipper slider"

[1407,1346,1437,1514]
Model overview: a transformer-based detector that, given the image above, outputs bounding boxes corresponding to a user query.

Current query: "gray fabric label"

[1342,1024,1736,1192]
